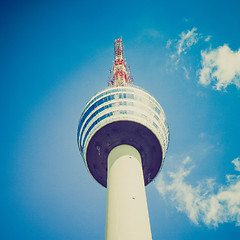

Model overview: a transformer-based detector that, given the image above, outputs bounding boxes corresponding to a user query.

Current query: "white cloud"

[204,36,211,42]
[166,39,172,49]
[182,18,190,23]
[140,29,162,39]
[199,132,206,138]
[166,27,201,58]
[166,28,201,76]
[182,65,190,79]
[176,27,200,55]
[233,157,240,172]
[156,156,240,227]
[166,28,240,89]
[199,45,240,90]
[182,155,191,165]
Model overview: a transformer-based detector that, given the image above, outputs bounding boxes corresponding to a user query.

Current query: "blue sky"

[1,0,240,239]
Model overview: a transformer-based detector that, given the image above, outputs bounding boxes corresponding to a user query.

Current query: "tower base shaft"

[105,145,152,240]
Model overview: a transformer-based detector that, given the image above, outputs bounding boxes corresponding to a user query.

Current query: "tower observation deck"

[77,38,169,240]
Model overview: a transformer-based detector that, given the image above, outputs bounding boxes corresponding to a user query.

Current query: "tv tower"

[77,38,169,240]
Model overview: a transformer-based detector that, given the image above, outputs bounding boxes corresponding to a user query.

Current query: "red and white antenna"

[109,38,133,87]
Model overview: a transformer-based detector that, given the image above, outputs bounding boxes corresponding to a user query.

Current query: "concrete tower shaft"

[105,145,152,240]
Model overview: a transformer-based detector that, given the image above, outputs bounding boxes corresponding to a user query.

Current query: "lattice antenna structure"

[108,38,133,86]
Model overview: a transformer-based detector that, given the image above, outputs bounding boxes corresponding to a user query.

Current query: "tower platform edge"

[77,85,169,187]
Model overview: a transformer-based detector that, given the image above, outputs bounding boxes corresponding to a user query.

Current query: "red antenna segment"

[108,38,133,87]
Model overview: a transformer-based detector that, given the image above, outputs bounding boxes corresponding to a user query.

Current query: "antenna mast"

[109,38,133,87]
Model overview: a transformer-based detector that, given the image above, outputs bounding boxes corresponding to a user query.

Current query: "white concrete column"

[105,145,152,240]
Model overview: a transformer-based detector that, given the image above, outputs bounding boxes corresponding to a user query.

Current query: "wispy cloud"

[198,44,240,90]
[182,65,190,79]
[167,28,201,61]
[156,156,240,227]
[182,18,190,23]
[166,28,202,76]
[139,29,163,40]
[233,157,240,172]
[176,27,200,55]
[166,39,172,49]
[204,36,211,42]
[166,28,240,91]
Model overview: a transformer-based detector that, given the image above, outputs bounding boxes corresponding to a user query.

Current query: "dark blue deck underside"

[86,120,163,187]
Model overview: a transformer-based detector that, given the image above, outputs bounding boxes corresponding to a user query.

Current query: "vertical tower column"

[105,145,152,240]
